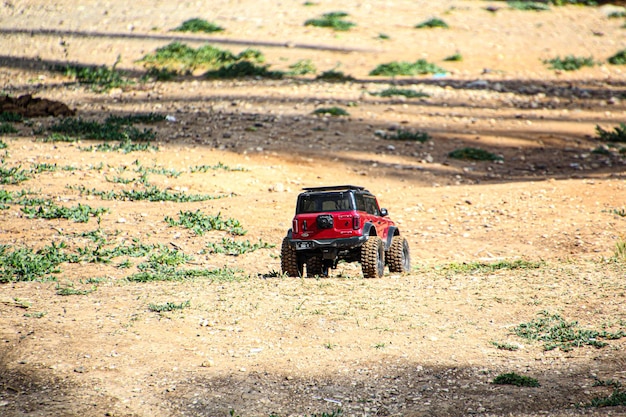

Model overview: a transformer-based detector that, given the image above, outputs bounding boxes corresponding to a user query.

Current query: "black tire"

[306,256,325,277]
[281,237,302,277]
[387,236,411,273]
[361,236,385,278]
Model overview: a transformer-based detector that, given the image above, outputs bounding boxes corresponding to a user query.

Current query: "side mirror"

[380,208,388,217]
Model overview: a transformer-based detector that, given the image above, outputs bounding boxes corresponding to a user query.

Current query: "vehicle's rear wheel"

[361,236,385,278]
[281,237,302,277]
[387,235,411,273]
[306,256,327,277]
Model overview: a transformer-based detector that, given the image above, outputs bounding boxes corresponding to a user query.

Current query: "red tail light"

[353,215,360,230]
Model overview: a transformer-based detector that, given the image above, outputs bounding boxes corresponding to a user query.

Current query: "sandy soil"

[1,1,626,416]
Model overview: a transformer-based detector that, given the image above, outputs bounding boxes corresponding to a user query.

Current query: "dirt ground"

[1,1,626,416]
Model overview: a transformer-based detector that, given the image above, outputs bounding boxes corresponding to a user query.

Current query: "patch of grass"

[438,259,544,273]
[0,243,68,283]
[591,146,612,156]
[0,164,30,184]
[491,341,520,351]
[55,57,131,92]
[304,12,356,31]
[0,112,23,122]
[608,11,626,18]
[596,123,626,143]
[376,33,390,40]
[203,238,275,256]
[493,372,540,387]
[48,116,157,142]
[189,162,247,172]
[0,123,18,134]
[165,210,246,236]
[449,147,503,161]
[588,381,626,407]
[24,311,46,318]
[315,70,355,82]
[609,208,626,217]
[514,311,626,351]
[415,18,449,29]
[444,52,463,62]
[56,283,95,296]
[507,1,550,10]
[370,88,430,98]
[204,61,284,79]
[375,129,430,142]
[29,163,58,174]
[21,201,108,223]
[148,300,191,312]
[173,18,224,33]
[142,67,179,81]
[69,184,228,202]
[127,266,241,282]
[312,107,350,117]
[80,139,159,153]
[370,60,446,76]
[287,59,317,76]
[544,55,595,71]
[0,139,7,149]
[608,49,626,65]
[615,238,626,262]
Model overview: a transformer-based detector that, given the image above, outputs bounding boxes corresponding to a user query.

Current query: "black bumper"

[289,235,368,251]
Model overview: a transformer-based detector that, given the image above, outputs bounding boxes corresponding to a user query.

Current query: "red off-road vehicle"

[281,185,410,278]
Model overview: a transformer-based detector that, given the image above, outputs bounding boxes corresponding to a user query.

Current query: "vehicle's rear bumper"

[289,236,367,251]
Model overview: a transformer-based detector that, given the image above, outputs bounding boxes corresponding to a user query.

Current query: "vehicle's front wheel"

[387,235,411,273]
[281,237,302,277]
[361,236,385,278]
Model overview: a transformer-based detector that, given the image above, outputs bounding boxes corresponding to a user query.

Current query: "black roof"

[301,185,366,192]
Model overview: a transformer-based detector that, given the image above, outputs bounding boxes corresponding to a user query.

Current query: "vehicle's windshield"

[297,192,354,213]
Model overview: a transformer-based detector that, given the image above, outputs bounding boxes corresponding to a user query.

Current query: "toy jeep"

[281,185,410,278]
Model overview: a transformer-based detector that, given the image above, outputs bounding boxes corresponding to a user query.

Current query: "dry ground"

[1,1,626,416]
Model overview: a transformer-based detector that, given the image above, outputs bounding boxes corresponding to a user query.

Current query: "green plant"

[544,55,595,71]
[21,202,108,223]
[370,88,430,98]
[312,107,350,117]
[173,18,224,33]
[0,112,23,122]
[0,123,17,134]
[608,11,626,18]
[80,140,159,153]
[591,146,612,156]
[287,59,317,76]
[615,238,626,262]
[493,372,540,387]
[490,341,520,351]
[203,237,275,255]
[142,67,179,81]
[165,210,246,235]
[507,1,550,10]
[315,70,355,82]
[0,139,7,149]
[69,184,228,202]
[448,147,503,161]
[204,61,284,79]
[304,12,356,31]
[127,266,241,282]
[377,33,390,40]
[415,18,449,29]
[0,243,68,282]
[444,52,463,62]
[375,129,430,142]
[55,57,131,92]
[596,123,626,143]
[588,380,626,407]
[148,300,191,312]
[514,311,625,351]
[610,208,626,217]
[370,60,446,76]
[438,259,544,273]
[608,49,626,65]
[189,162,247,172]
[56,283,95,296]
[0,164,30,184]
[24,311,46,318]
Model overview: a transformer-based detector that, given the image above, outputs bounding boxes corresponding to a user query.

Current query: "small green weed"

[370,88,429,98]
[491,341,520,351]
[205,61,284,79]
[514,311,626,351]
[608,11,626,18]
[596,123,626,143]
[189,162,247,172]
[48,116,157,142]
[0,243,68,282]
[375,129,430,142]
[0,139,7,149]
[508,1,550,11]
[165,210,246,235]
[588,380,626,407]
[438,259,543,273]
[313,107,349,117]
[21,202,108,223]
[615,238,626,262]
[173,18,224,33]
[0,164,30,184]
[377,33,390,40]
[127,266,241,283]
[142,67,179,81]
[203,237,275,255]
[80,140,159,153]
[591,146,612,156]
[609,208,626,217]
[544,55,595,71]
[608,50,626,65]
[24,311,46,318]
[370,60,446,76]
[444,52,463,62]
[315,70,355,82]
[415,18,449,29]
[148,300,190,312]
[0,123,18,134]
[287,59,317,76]
[29,163,58,174]
[305,12,356,31]
[448,147,503,161]
[56,284,95,296]
[0,112,23,122]
[69,184,227,202]
[55,57,131,92]
[493,372,540,387]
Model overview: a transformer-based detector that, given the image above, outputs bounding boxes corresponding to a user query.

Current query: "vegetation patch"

[588,381,626,407]
[313,107,350,117]
[48,115,159,142]
[370,88,429,98]
[149,300,191,312]
[56,284,95,296]
[173,18,224,33]
[21,201,108,223]
[596,123,626,143]
[507,1,550,11]
[490,341,520,351]
[438,259,544,273]
[0,122,18,134]
[287,59,317,76]
[165,210,246,236]
[189,162,247,172]
[543,55,595,71]
[304,12,356,31]
[0,139,7,149]
[127,266,241,283]
[0,112,23,123]
[370,60,446,76]
[444,53,463,62]
[448,147,503,161]
[415,18,449,29]
[79,140,159,153]
[375,129,430,142]
[69,184,227,202]
[203,237,275,256]
[493,372,540,387]
[315,70,355,82]
[0,164,30,184]
[608,49,626,65]
[204,61,284,79]
[514,311,626,351]
[0,243,67,283]
[54,58,131,92]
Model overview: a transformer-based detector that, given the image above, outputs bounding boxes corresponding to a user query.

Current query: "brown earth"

[1,1,626,416]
